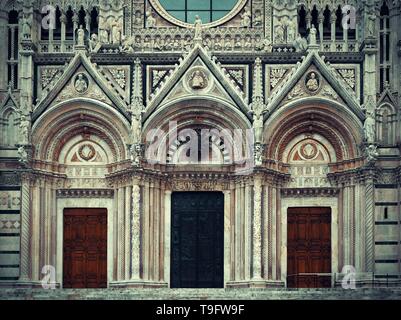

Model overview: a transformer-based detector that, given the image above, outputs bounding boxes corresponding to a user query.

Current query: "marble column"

[0,9,8,89]
[19,175,31,282]
[164,190,171,286]
[365,175,375,272]
[131,180,141,280]
[252,177,263,281]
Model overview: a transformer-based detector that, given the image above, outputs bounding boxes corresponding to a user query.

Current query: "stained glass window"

[158,0,238,23]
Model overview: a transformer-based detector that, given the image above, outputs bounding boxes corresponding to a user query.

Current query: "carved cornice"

[281,188,340,198]
[56,189,114,198]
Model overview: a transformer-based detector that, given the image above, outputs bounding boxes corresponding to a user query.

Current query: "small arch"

[298,6,307,37]
[376,103,397,146]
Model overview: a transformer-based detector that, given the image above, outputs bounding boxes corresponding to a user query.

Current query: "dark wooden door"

[287,207,331,288]
[171,192,224,288]
[63,208,107,288]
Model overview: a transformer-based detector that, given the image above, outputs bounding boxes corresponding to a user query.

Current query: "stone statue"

[22,16,31,39]
[191,70,206,89]
[254,143,264,166]
[308,26,317,46]
[367,12,376,37]
[194,15,203,43]
[89,34,100,52]
[251,99,266,144]
[306,72,319,92]
[241,8,252,28]
[111,19,122,45]
[364,111,376,143]
[18,146,29,165]
[131,111,142,144]
[254,10,262,26]
[365,144,378,164]
[275,23,285,43]
[146,9,156,28]
[77,25,85,46]
[121,36,134,53]
[99,28,109,44]
[293,33,308,52]
[287,20,296,43]
[19,115,30,145]
[130,144,143,167]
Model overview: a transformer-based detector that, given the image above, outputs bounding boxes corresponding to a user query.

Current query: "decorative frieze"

[56,189,114,198]
[281,188,340,197]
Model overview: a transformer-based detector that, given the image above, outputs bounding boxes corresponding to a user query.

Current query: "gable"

[145,45,248,118]
[32,53,129,122]
[267,51,365,121]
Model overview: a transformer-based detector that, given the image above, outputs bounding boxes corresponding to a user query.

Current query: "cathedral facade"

[0,0,400,289]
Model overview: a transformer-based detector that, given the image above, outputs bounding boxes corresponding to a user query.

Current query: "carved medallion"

[74,73,89,94]
[189,69,208,90]
[300,142,318,160]
[78,144,96,161]
[304,71,321,94]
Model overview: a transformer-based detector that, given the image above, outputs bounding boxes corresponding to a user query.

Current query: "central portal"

[171,192,224,288]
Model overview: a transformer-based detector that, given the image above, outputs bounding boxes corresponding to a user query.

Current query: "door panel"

[63,208,107,288]
[171,192,224,288]
[287,207,331,288]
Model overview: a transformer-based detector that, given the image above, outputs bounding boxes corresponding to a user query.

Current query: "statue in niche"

[146,9,156,28]
[190,70,207,90]
[154,36,163,51]
[241,8,252,28]
[194,15,203,42]
[22,15,31,39]
[275,23,285,43]
[305,72,320,92]
[367,12,376,37]
[74,74,89,93]
[99,17,110,44]
[134,10,142,26]
[77,25,85,46]
[111,19,122,45]
[364,111,376,143]
[287,20,296,43]
[254,10,262,26]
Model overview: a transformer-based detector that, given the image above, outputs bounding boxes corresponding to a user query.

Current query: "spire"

[131,58,144,113]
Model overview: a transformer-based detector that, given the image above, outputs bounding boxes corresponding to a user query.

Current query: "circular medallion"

[300,142,318,160]
[78,144,96,161]
[304,71,321,94]
[185,67,212,93]
[74,73,89,94]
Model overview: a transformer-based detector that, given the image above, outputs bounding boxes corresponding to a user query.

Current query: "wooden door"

[171,192,224,288]
[63,208,107,288]
[287,207,331,288]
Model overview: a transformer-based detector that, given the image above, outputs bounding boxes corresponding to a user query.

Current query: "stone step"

[1,288,401,300]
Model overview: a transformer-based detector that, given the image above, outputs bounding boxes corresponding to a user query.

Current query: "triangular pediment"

[145,45,248,118]
[0,90,19,113]
[32,52,129,122]
[267,51,365,121]
[377,86,398,107]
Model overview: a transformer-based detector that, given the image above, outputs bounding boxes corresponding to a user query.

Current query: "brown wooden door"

[287,207,331,288]
[63,208,107,288]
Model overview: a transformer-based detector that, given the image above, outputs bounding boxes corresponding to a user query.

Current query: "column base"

[225,280,285,289]
[109,280,168,288]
